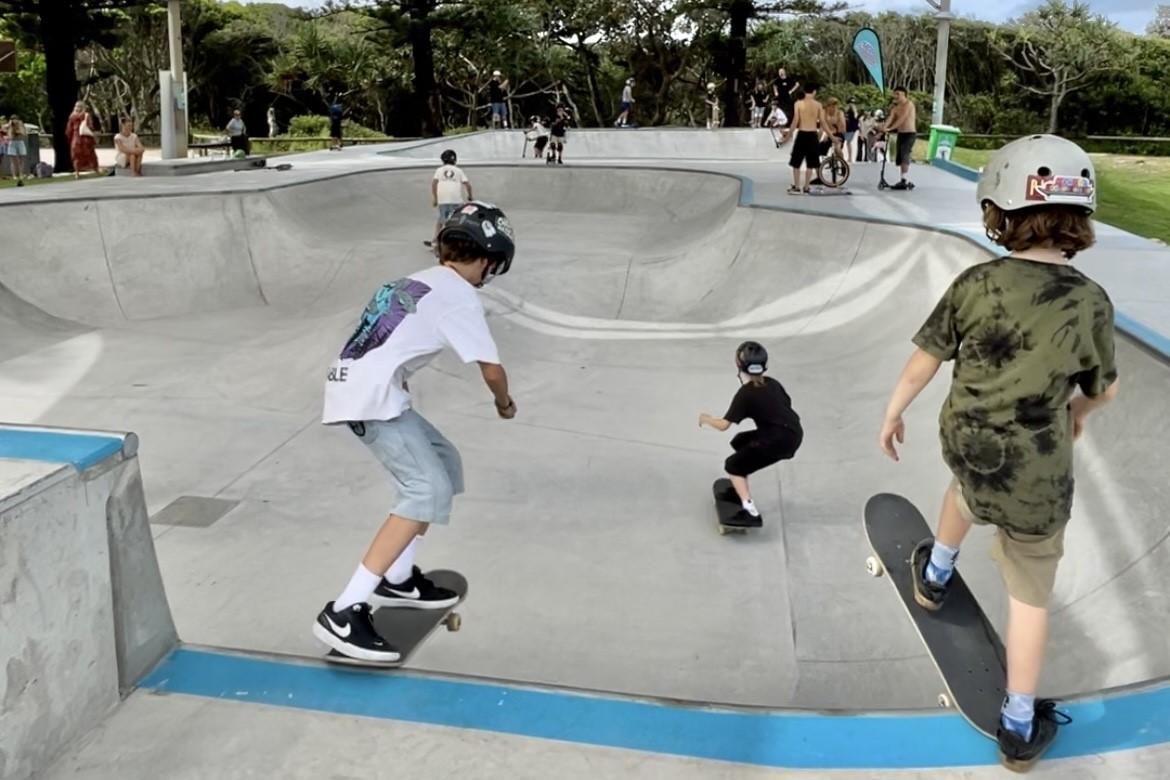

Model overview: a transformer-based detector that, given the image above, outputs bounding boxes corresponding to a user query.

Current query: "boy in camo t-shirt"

[879,134,1119,772]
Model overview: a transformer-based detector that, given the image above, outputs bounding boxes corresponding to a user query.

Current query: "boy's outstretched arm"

[879,348,944,461]
[699,413,732,432]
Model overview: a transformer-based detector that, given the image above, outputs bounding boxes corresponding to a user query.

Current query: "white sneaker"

[742,499,760,517]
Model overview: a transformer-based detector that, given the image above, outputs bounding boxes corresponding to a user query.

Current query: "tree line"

[1,0,1168,173]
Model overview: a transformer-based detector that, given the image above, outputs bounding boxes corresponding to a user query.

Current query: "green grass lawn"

[920,143,1170,246]
[0,171,107,190]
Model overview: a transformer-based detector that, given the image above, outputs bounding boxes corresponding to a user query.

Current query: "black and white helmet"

[736,340,768,375]
[438,201,516,283]
[440,149,457,165]
[976,134,1096,215]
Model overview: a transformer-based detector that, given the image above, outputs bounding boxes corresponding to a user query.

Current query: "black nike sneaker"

[997,699,1071,773]
[370,566,459,610]
[312,601,400,662]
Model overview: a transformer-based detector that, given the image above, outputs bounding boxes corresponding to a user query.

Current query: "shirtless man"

[819,97,847,158]
[787,84,824,194]
[879,87,918,189]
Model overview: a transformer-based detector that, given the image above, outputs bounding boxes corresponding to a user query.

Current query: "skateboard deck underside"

[712,477,762,534]
[325,569,467,669]
[863,493,1006,739]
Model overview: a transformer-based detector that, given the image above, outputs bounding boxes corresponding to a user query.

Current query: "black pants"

[724,428,802,478]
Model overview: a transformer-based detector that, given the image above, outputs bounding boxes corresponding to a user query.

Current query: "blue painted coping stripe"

[0,428,123,470]
[141,647,1170,770]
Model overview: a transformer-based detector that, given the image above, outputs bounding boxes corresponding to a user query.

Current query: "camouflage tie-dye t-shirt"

[912,257,1118,535]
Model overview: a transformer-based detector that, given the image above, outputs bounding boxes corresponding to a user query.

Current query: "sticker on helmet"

[1025,174,1094,204]
[460,204,478,214]
[482,220,496,237]
[496,217,514,239]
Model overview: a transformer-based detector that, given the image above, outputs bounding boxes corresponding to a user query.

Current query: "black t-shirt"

[723,377,802,441]
[772,77,796,104]
[846,107,860,132]
[550,116,569,136]
[752,88,768,107]
[489,80,504,102]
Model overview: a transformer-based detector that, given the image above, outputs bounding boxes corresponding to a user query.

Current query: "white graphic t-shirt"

[433,164,469,205]
[322,265,500,424]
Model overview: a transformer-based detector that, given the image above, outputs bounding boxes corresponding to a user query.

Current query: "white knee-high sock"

[383,537,420,585]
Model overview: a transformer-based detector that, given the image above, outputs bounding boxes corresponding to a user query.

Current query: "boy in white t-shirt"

[427,149,473,253]
[614,78,634,127]
[314,201,518,663]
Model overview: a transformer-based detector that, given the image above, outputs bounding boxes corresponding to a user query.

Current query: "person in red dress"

[66,101,100,177]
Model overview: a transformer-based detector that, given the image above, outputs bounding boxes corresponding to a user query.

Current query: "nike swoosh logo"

[391,587,420,599]
[327,616,351,637]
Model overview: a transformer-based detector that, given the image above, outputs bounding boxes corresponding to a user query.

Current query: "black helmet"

[736,340,768,375]
[438,201,516,284]
[440,149,457,165]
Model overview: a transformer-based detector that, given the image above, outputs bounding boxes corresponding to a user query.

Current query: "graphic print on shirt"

[339,278,432,361]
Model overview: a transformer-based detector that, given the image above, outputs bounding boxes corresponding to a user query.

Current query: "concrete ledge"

[930,155,981,182]
[115,155,270,177]
[0,426,177,779]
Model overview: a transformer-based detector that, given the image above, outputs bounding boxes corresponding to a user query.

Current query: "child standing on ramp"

[314,202,518,663]
[426,149,473,254]
[878,134,1119,772]
[700,341,803,521]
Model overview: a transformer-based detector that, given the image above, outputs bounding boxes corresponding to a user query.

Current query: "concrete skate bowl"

[0,165,1168,714]
[379,127,789,162]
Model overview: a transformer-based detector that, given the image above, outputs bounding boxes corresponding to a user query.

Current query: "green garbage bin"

[928,124,962,161]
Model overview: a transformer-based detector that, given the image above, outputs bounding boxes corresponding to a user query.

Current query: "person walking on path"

[65,103,100,177]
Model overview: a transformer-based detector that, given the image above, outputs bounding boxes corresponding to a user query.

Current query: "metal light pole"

[160,0,188,158]
[924,0,953,126]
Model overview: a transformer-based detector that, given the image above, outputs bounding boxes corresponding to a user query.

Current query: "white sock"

[334,564,383,611]
[383,537,419,585]
[742,499,760,517]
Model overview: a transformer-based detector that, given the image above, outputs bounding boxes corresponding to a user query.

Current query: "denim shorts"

[348,410,465,525]
[436,202,462,223]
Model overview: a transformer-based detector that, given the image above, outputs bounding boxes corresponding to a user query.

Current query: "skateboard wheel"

[938,693,951,708]
[444,613,462,632]
[718,526,728,535]
[865,556,884,577]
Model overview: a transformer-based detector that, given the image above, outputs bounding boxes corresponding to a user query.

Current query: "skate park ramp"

[384,126,789,161]
[0,163,1168,718]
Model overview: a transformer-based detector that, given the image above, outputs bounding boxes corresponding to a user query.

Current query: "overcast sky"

[244,0,1155,35]
[851,0,1152,33]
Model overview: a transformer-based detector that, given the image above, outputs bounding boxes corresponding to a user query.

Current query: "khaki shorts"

[950,478,1065,608]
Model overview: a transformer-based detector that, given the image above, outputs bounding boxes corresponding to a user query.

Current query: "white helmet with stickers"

[976,133,1096,215]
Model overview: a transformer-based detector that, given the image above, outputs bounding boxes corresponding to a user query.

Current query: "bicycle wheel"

[817,155,851,188]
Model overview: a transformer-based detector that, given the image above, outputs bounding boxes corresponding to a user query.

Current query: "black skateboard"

[712,477,762,535]
[324,569,467,669]
[863,493,1005,739]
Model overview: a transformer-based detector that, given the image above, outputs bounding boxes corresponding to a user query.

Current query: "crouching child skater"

[699,340,804,525]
